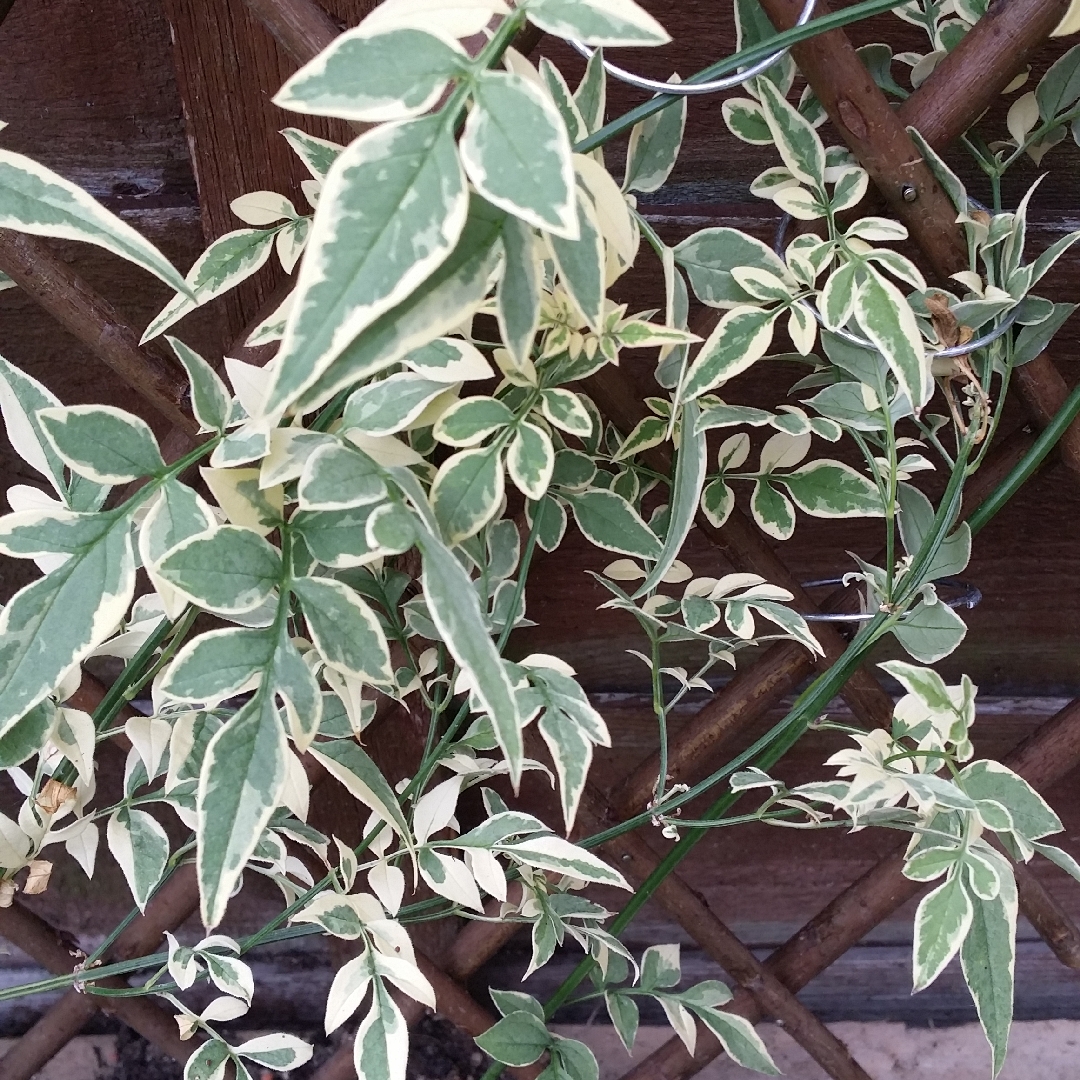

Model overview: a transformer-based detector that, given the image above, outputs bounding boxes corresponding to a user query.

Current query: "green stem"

[648,628,667,805]
[967,379,1080,536]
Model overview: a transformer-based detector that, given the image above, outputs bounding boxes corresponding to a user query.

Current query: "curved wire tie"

[799,576,982,623]
[772,212,1021,358]
[567,0,816,96]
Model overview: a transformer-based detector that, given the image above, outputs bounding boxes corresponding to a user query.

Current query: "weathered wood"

[0,231,194,433]
[157,0,373,341]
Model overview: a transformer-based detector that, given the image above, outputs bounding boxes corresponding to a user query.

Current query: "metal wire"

[566,0,817,96]
[800,576,982,622]
[773,212,1021,358]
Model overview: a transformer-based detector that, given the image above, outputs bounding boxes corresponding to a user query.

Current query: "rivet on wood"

[901,183,918,202]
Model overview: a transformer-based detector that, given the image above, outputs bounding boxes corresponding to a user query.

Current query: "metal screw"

[901,183,918,202]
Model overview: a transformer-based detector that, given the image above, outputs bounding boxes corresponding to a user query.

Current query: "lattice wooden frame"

[1,1,1079,1078]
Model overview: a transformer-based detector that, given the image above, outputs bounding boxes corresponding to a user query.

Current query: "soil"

[98,1013,491,1080]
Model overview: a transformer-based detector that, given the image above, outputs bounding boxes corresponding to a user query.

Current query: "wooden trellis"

[1,0,1080,1078]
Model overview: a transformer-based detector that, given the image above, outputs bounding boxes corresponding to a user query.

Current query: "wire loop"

[800,576,982,623]
[566,0,817,96]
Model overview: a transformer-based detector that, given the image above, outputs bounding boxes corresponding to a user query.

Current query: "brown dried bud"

[36,778,77,816]
[23,860,53,896]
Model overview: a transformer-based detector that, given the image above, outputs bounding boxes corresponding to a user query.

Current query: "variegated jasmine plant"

[0,0,1078,1078]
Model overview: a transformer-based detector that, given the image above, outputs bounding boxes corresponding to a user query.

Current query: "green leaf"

[198,693,287,927]
[750,479,796,540]
[777,461,884,518]
[272,628,323,749]
[674,228,789,308]
[722,97,773,145]
[107,807,169,912]
[291,504,382,568]
[297,442,387,512]
[292,575,392,684]
[262,114,468,416]
[574,46,607,133]
[0,355,69,497]
[434,396,514,447]
[0,700,55,768]
[551,1034,600,1080]
[166,338,231,434]
[0,507,115,558]
[283,127,344,180]
[0,515,134,736]
[294,196,505,413]
[163,627,274,702]
[308,738,413,843]
[605,991,639,1052]
[625,86,686,192]
[342,373,454,437]
[354,979,408,1080]
[1036,44,1080,121]
[896,484,970,578]
[640,943,681,990]
[550,190,605,330]
[39,406,165,485]
[475,1010,551,1066]
[680,306,778,402]
[144,229,275,341]
[541,389,592,437]
[959,761,1061,841]
[804,381,886,431]
[700,478,734,529]
[498,834,629,888]
[234,1034,312,1071]
[820,261,859,330]
[325,950,374,1033]
[693,1008,780,1075]
[498,214,541,365]
[878,659,954,712]
[635,399,706,596]
[184,1039,231,1080]
[140,480,216,593]
[892,598,966,663]
[508,422,555,501]
[1012,302,1077,367]
[274,27,466,122]
[904,845,960,882]
[404,338,493,382]
[460,71,576,237]
[565,489,661,558]
[491,989,545,1021]
[538,706,592,832]
[854,268,930,409]
[431,446,504,543]
[157,526,281,616]
[528,493,568,552]
[913,873,972,992]
[525,0,670,46]
[755,77,825,189]
[540,57,588,143]
[613,414,667,461]
[410,515,524,782]
[0,147,189,294]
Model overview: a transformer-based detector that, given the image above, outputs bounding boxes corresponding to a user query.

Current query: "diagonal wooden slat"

[0,230,194,432]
